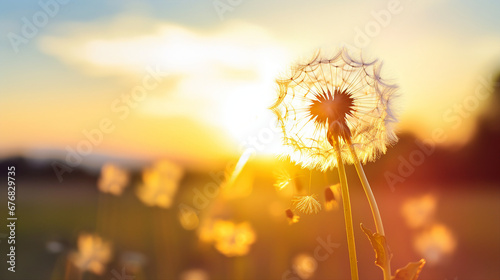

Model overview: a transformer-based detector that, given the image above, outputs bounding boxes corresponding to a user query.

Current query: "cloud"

[36,9,500,150]
[38,16,290,151]
[39,16,287,77]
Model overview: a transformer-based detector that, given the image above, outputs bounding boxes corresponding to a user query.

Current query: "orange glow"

[285,209,300,225]
[178,207,200,231]
[292,253,317,279]
[97,164,130,196]
[414,224,457,265]
[2,2,499,279]
[180,269,209,280]
[325,184,341,211]
[198,219,256,257]
[71,233,112,275]
[274,169,293,191]
[402,194,437,229]
[226,149,252,186]
[136,159,184,208]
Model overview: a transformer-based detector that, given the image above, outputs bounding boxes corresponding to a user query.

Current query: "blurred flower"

[119,251,147,274]
[198,219,256,257]
[324,184,341,211]
[179,206,200,230]
[414,224,456,265]
[402,194,437,229]
[71,233,112,275]
[292,253,317,279]
[46,239,66,254]
[180,268,210,280]
[274,169,293,191]
[97,163,130,196]
[285,209,300,225]
[292,194,321,214]
[270,49,398,171]
[136,159,184,208]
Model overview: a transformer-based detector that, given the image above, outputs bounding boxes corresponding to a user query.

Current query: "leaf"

[360,223,392,270]
[392,259,426,280]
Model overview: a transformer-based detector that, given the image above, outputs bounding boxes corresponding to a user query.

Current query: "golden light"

[285,209,300,225]
[401,194,437,229]
[136,159,184,208]
[225,149,253,186]
[71,233,112,275]
[292,253,317,279]
[180,269,210,280]
[198,219,256,257]
[39,19,293,159]
[97,163,130,196]
[179,207,200,231]
[414,223,457,265]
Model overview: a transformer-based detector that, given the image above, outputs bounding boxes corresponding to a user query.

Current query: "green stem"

[333,137,359,280]
[347,139,391,280]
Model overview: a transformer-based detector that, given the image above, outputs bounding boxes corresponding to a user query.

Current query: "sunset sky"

[1,0,499,170]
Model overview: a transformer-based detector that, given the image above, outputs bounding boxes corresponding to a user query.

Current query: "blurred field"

[0,157,498,280]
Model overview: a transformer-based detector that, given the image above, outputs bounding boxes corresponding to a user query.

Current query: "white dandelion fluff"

[270,48,399,171]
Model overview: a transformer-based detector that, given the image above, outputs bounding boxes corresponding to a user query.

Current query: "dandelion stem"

[347,138,391,280]
[333,136,359,280]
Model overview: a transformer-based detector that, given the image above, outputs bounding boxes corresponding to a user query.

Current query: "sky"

[1,0,500,170]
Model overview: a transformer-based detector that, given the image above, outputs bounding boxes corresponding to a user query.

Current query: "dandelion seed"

[70,233,112,276]
[292,195,321,214]
[274,169,293,191]
[285,208,300,224]
[270,49,398,171]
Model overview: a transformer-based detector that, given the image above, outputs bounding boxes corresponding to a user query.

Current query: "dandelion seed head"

[292,194,321,214]
[270,48,399,170]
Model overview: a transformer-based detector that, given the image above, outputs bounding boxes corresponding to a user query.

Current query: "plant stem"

[346,138,391,280]
[333,136,359,280]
